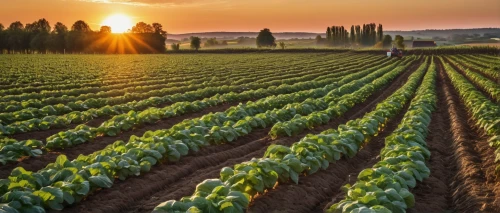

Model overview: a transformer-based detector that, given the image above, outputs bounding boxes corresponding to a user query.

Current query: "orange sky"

[1,0,499,33]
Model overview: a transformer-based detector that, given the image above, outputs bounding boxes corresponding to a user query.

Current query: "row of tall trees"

[326,26,349,46]
[324,23,384,47]
[0,19,167,54]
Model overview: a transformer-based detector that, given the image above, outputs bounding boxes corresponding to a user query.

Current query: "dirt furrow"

[412,60,499,213]
[0,104,234,179]
[248,60,422,213]
[442,56,495,102]
[249,100,408,213]
[54,59,421,213]
[451,56,499,84]
[408,60,455,213]
[441,59,499,213]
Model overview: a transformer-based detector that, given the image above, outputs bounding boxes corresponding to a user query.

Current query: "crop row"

[445,56,500,102]
[269,56,415,138]
[0,54,338,96]
[0,54,379,117]
[0,73,208,98]
[0,53,347,90]
[0,57,411,212]
[0,83,331,165]
[0,56,397,165]
[152,57,429,213]
[328,57,437,213]
[453,55,500,82]
[468,54,500,67]
[0,54,350,109]
[0,84,337,211]
[0,53,355,103]
[0,56,389,135]
[440,57,500,177]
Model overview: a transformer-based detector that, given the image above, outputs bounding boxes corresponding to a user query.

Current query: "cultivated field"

[461,43,500,47]
[0,53,499,213]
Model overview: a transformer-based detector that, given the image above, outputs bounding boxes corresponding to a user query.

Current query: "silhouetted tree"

[377,24,383,42]
[26,19,52,53]
[152,23,167,37]
[382,35,392,48]
[170,43,180,51]
[332,26,337,45]
[66,20,92,53]
[30,32,50,53]
[53,22,68,35]
[0,23,4,53]
[204,38,219,47]
[355,25,361,44]
[190,36,201,50]
[48,22,68,53]
[326,27,331,43]
[29,18,51,33]
[350,25,355,44]
[1,18,167,54]
[315,35,323,45]
[131,22,154,33]
[394,35,405,49]
[100,26,112,34]
[71,20,91,32]
[278,42,286,50]
[340,26,345,45]
[7,21,25,53]
[256,28,275,47]
[356,23,377,46]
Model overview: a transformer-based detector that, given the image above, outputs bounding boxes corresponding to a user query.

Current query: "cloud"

[76,0,227,7]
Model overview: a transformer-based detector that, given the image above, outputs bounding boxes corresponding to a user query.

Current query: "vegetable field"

[0,52,499,213]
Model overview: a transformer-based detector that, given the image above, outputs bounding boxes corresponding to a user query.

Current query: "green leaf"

[289,170,299,184]
[88,175,113,188]
[195,179,224,194]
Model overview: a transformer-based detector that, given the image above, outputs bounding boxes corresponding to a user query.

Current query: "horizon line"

[167,27,500,35]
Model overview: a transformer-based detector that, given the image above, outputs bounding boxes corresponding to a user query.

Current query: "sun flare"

[101,14,133,33]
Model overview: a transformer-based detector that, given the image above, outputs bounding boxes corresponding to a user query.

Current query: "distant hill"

[167,28,500,41]
[167,32,323,41]
[385,28,500,39]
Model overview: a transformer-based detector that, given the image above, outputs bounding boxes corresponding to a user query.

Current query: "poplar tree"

[350,25,355,44]
[377,24,383,42]
[326,27,331,43]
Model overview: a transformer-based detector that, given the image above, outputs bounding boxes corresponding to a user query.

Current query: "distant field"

[461,42,500,47]
[173,38,318,49]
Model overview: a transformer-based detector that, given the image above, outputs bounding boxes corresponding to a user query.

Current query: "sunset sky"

[1,0,499,34]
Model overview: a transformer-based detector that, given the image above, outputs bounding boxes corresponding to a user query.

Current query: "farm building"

[412,40,437,48]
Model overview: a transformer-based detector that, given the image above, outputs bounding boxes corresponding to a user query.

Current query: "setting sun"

[101,14,133,33]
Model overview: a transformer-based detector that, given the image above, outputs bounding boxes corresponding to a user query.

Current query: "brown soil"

[54,58,421,213]
[451,56,500,84]
[442,56,495,101]
[248,100,408,213]
[407,60,456,213]
[0,104,234,179]
[5,59,335,140]
[10,123,82,141]
[8,101,201,142]
[6,55,377,159]
[438,59,499,213]
[1,55,382,178]
[248,59,423,213]
[409,60,500,213]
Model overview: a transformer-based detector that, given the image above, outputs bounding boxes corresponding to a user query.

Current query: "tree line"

[318,23,402,48]
[0,19,167,54]
[187,28,277,51]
